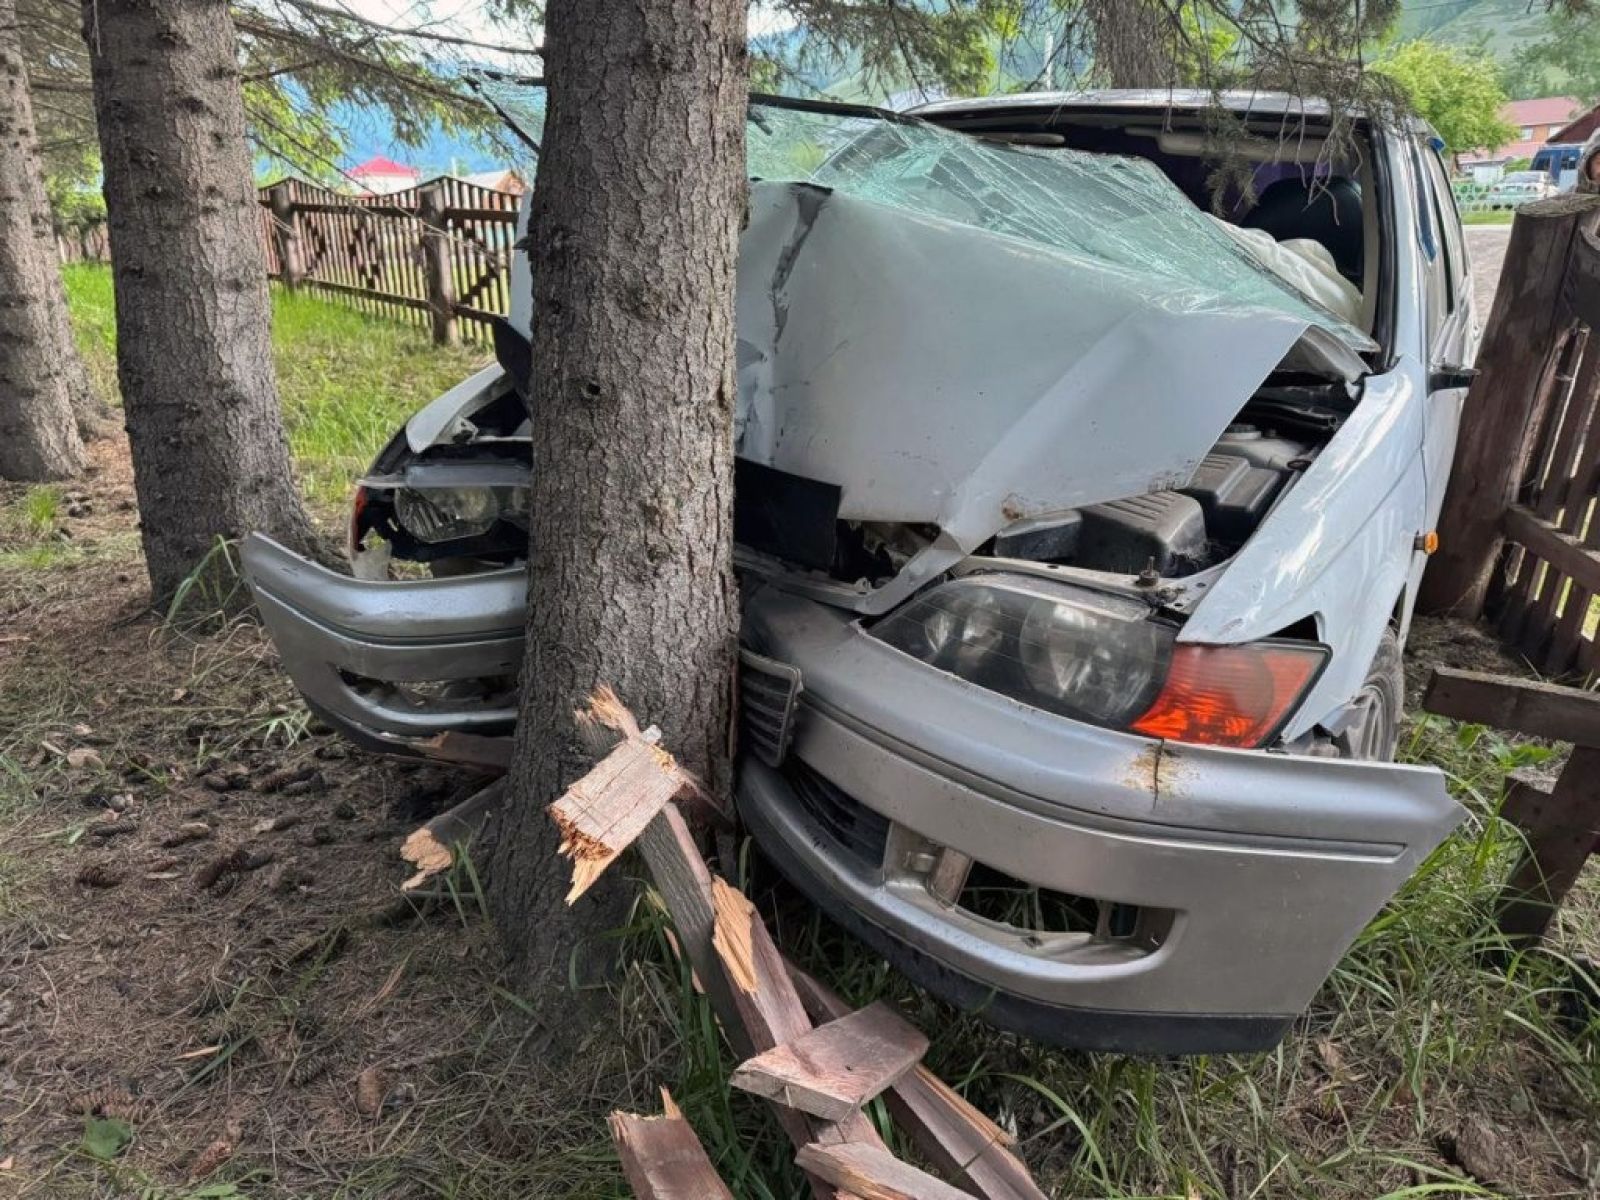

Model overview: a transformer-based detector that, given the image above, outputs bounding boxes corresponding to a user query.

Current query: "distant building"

[347,155,422,196]
[1459,97,1583,170]
[458,168,527,195]
[1549,102,1600,149]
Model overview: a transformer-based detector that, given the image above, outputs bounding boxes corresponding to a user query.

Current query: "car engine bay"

[352,376,1345,604]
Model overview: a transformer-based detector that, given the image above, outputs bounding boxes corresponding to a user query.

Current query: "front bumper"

[243,536,1463,1053]
[739,587,1463,1053]
[241,534,525,753]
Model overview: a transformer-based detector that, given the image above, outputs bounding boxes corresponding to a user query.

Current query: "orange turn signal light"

[1130,642,1326,748]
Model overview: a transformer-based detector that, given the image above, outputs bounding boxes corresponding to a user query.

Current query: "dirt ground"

[1466,225,1513,315]
[0,441,671,1199]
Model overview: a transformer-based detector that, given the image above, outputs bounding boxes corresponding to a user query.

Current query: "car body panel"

[243,534,522,740]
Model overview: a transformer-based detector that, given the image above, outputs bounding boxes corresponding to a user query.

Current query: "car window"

[1410,140,1450,340]
[1424,147,1467,318]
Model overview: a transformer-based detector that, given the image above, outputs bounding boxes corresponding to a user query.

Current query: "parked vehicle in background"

[1486,170,1561,208]
[245,87,1480,1055]
[1532,142,1586,191]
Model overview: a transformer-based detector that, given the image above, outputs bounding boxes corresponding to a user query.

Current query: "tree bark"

[489,0,746,1030]
[0,0,85,481]
[1086,0,1173,89]
[82,0,317,603]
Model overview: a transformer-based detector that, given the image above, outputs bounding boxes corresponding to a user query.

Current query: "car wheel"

[1338,628,1404,762]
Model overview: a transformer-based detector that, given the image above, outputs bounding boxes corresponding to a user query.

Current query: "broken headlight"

[872,576,1328,746]
[392,486,529,544]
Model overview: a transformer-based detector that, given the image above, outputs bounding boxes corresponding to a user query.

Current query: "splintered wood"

[789,967,1047,1200]
[709,875,761,996]
[609,1089,735,1200]
[550,687,702,903]
[399,778,506,892]
[730,1002,928,1121]
[549,686,1047,1200]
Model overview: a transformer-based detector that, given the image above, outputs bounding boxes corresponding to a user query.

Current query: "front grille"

[739,649,803,768]
[783,760,890,869]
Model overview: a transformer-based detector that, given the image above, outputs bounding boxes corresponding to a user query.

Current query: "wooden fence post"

[1419,193,1600,618]
[418,183,457,347]
[267,180,305,288]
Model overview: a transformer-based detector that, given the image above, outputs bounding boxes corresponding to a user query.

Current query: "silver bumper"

[739,588,1464,1050]
[241,534,525,748]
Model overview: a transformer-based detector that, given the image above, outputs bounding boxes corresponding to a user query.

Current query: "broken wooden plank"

[1502,503,1600,598]
[549,688,710,903]
[398,778,506,892]
[796,1141,976,1200]
[610,1089,735,1200]
[635,804,749,1058]
[708,876,886,1200]
[415,730,512,774]
[789,966,1048,1200]
[1495,746,1600,947]
[552,733,685,902]
[731,1001,927,1121]
[1423,667,1600,746]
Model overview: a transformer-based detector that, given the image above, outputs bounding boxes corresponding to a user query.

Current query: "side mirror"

[1429,365,1478,392]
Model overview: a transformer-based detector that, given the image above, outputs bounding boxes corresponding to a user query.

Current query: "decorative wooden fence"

[257,176,521,346]
[1420,194,1600,677]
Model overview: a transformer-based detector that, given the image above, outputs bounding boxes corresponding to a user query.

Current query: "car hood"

[732,181,1365,612]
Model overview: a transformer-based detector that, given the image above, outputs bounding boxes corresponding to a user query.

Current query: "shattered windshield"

[475,78,1370,353]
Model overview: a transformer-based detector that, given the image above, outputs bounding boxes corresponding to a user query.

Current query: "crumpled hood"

[733,182,1363,610]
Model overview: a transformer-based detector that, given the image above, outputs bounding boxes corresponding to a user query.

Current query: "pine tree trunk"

[489,0,746,1023]
[1087,0,1172,89]
[82,0,317,603]
[0,0,85,481]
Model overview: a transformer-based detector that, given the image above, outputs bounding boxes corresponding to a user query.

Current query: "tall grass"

[60,265,489,509]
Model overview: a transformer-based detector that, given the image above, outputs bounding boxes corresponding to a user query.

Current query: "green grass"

[1461,210,1516,226]
[60,264,490,510]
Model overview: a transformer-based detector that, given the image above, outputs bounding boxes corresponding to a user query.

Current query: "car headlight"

[393,486,505,543]
[872,576,1326,747]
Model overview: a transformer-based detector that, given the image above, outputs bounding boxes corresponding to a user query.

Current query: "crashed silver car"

[245,88,1480,1053]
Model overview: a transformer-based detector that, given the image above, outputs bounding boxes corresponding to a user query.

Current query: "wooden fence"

[55,225,109,265]
[1420,194,1600,677]
[257,176,521,346]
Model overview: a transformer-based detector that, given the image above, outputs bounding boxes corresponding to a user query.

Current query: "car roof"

[908,89,1345,119]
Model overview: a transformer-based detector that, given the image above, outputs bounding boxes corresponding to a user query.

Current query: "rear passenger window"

[1411,141,1452,338]
[1424,146,1467,311]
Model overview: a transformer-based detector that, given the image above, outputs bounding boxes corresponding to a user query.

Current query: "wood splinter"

[398,778,506,892]
[730,1001,928,1121]
[610,1087,735,1200]
[550,686,711,904]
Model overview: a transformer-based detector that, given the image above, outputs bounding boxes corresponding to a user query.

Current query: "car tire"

[1339,628,1404,762]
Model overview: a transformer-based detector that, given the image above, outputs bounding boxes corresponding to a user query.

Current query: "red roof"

[348,155,419,178]
[1501,96,1582,126]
